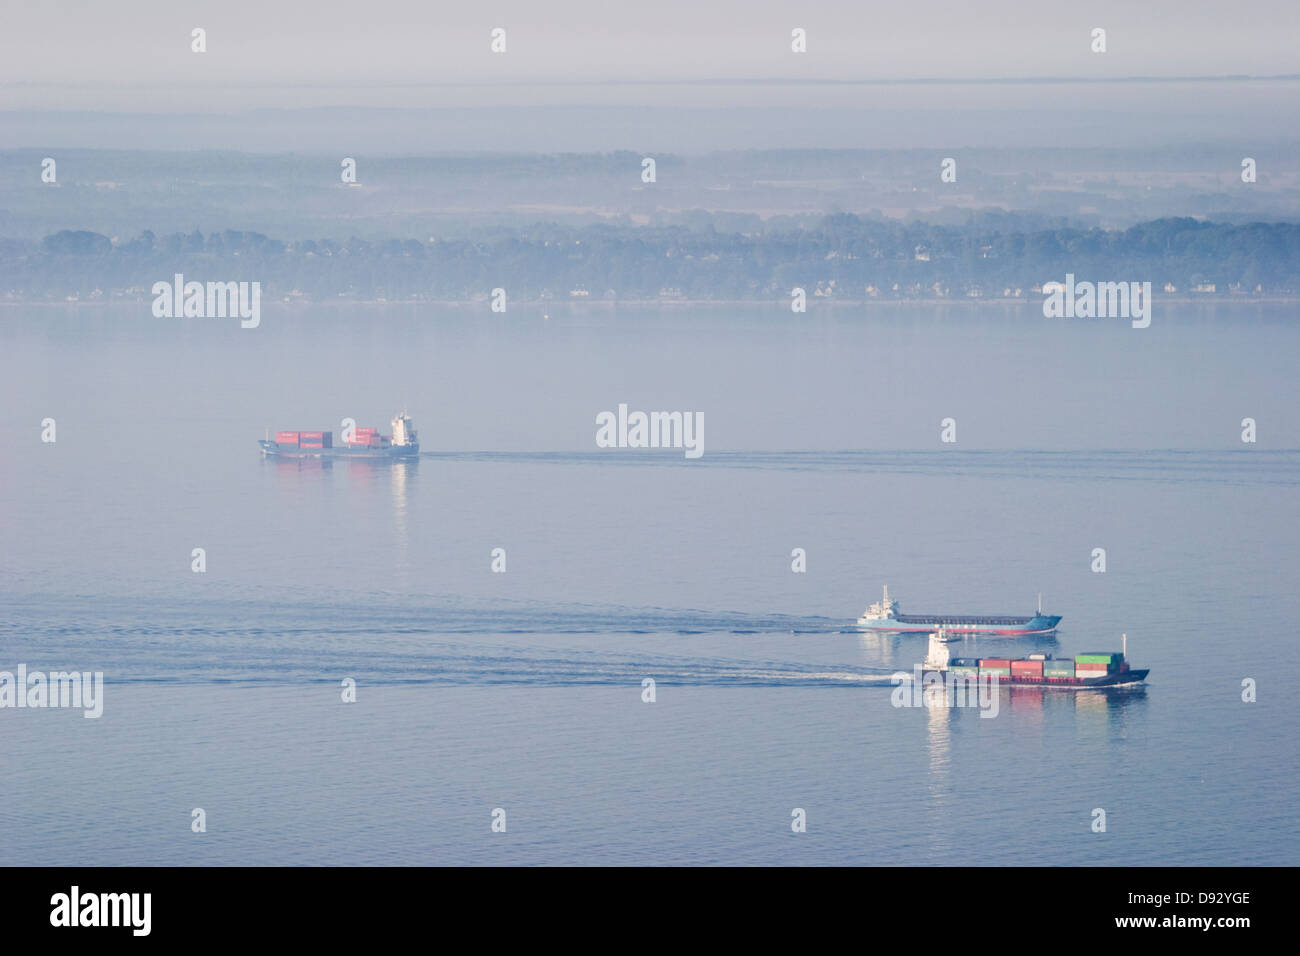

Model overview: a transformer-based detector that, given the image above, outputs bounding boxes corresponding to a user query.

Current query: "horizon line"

[2,73,1299,95]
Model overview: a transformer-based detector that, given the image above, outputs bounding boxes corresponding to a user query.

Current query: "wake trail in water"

[0,593,852,637]
[426,448,1300,486]
[0,591,914,686]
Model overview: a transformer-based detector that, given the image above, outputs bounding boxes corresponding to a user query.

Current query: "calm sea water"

[1,302,1297,865]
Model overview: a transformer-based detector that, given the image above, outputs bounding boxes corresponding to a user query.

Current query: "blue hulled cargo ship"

[857,585,1061,636]
[259,412,419,460]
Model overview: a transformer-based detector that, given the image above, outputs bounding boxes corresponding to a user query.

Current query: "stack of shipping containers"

[271,424,389,454]
[952,652,1124,682]
[1043,658,1076,679]
[978,658,1011,677]
[1010,659,1044,680]
[297,431,333,450]
[948,657,980,680]
[1075,653,1122,679]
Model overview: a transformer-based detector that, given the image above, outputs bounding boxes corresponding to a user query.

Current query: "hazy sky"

[3,0,1298,111]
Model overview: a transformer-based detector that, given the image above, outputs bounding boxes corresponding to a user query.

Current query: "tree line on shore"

[3,215,1297,300]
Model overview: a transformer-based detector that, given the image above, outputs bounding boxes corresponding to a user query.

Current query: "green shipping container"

[1043,661,1076,678]
[948,666,979,676]
[1076,653,1122,665]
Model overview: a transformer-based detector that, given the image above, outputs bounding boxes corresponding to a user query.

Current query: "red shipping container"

[275,431,299,444]
[980,659,1012,668]
[299,442,323,449]
[1011,660,1044,676]
[300,431,324,440]
[354,427,377,435]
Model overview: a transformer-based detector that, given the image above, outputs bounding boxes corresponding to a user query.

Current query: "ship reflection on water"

[262,452,419,579]
[268,455,334,472]
[266,454,417,481]
[918,679,1150,829]
[263,455,417,523]
[918,680,1148,715]
[918,680,1150,779]
[857,630,901,666]
[947,633,1060,652]
[389,460,413,579]
[926,695,951,776]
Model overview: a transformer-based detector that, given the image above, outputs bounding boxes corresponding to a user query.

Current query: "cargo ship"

[857,585,1061,635]
[921,629,1149,688]
[259,412,419,460]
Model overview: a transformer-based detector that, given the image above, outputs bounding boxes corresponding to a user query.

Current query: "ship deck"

[895,614,1035,626]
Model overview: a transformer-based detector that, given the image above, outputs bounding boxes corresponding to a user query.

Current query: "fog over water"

[4,1,1298,150]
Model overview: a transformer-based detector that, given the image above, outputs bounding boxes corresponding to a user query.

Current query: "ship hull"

[858,614,1062,636]
[926,667,1149,688]
[259,440,418,460]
